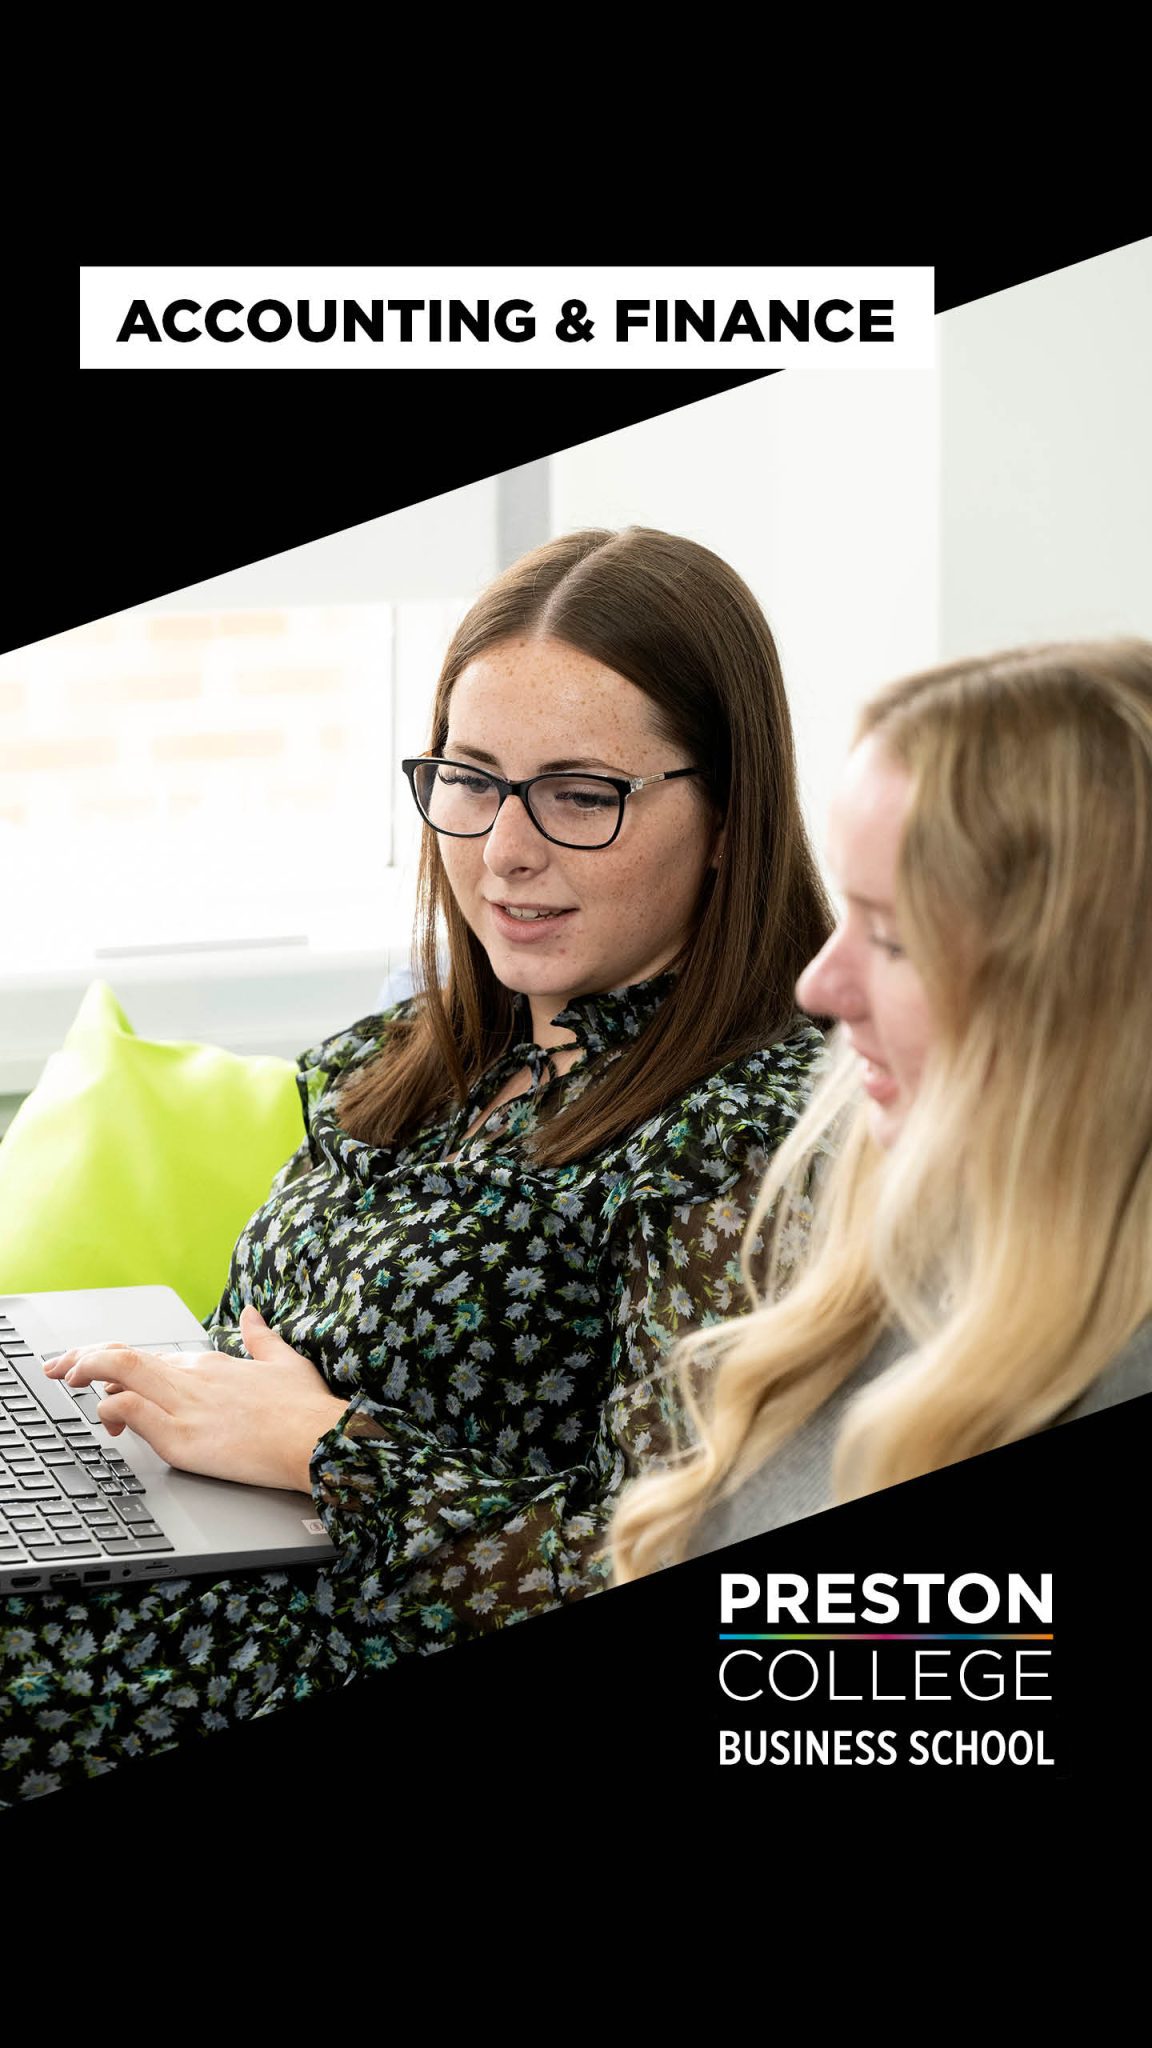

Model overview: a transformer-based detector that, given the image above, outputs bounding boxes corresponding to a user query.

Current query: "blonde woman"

[612,640,1152,1578]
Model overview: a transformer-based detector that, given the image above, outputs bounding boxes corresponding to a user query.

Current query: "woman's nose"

[483,793,548,874]
[796,926,866,1022]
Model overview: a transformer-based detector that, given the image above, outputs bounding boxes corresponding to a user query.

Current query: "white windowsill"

[0,927,419,1095]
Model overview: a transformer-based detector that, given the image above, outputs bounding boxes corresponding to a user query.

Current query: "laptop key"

[111,1499,153,1524]
[54,1465,100,1498]
[118,1477,147,1494]
[5,1354,99,1424]
[66,1386,104,1418]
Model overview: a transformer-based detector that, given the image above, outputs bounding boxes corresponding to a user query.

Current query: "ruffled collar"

[511,970,677,1062]
[302,970,680,1175]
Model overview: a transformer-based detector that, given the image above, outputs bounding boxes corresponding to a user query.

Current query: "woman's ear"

[711,821,727,870]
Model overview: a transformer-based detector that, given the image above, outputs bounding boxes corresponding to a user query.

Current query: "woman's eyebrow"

[448,742,628,774]
[843,890,898,914]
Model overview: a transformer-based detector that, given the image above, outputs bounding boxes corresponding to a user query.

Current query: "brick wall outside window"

[1,605,401,966]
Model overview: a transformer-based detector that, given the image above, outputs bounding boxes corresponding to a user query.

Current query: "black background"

[5,217,1151,1867]
[7,219,1152,653]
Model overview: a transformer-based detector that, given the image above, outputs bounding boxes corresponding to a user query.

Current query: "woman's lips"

[859,1056,898,1104]
[487,902,577,944]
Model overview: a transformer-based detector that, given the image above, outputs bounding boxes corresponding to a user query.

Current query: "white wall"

[138,477,501,610]
[940,236,1152,653]
[552,371,940,845]
[552,238,1152,842]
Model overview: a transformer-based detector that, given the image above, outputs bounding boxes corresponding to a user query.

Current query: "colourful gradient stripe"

[719,1632,1053,1641]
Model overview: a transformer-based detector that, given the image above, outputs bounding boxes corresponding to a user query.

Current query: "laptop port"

[10,1574,41,1589]
[82,1569,113,1584]
[51,1570,80,1584]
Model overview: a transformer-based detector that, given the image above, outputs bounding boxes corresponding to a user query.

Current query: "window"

[0,598,463,1087]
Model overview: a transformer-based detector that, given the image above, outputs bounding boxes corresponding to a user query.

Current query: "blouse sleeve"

[201,1003,415,1343]
[305,1056,815,1661]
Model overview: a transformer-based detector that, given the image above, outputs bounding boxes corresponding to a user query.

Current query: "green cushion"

[0,981,304,1320]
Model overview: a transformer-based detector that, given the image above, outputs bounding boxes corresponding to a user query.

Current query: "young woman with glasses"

[610,640,1152,1580]
[3,525,832,1800]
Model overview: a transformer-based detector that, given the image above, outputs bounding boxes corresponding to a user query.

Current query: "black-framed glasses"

[402,756,702,850]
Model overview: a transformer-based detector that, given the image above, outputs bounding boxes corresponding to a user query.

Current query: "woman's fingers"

[96,1388,183,1461]
[44,1338,130,1379]
[48,1345,178,1410]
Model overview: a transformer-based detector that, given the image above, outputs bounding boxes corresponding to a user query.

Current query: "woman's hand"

[42,1306,351,1494]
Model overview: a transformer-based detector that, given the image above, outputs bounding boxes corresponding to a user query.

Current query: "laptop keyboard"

[0,1315,178,1568]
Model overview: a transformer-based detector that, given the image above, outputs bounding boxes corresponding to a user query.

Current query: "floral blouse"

[207,974,823,1645]
[1,974,822,1801]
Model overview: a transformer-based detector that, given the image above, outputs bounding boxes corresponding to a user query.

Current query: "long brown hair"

[339,526,832,1164]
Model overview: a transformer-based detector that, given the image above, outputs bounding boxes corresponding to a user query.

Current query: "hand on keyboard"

[43,1307,352,1494]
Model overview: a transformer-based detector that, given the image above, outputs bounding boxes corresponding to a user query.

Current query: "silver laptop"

[0,1287,336,1594]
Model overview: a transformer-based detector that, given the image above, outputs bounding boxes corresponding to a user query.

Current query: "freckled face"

[795,735,937,1147]
[436,636,722,1045]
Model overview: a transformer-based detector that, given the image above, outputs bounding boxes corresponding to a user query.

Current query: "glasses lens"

[414,760,500,834]
[528,775,622,847]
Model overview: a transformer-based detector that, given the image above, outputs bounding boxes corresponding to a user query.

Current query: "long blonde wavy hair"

[611,639,1152,1582]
